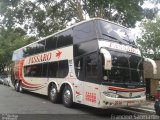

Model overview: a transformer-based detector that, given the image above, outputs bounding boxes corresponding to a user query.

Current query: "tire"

[15,81,20,92]
[19,82,24,93]
[62,85,73,108]
[49,84,59,103]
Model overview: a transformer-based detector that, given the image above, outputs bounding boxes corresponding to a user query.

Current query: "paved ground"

[0,84,158,120]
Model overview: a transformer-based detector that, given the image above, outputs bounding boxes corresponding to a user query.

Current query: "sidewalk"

[130,100,155,113]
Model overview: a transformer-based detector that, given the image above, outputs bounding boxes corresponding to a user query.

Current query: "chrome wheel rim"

[50,88,56,100]
[19,84,22,92]
[63,90,71,104]
[15,82,19,90]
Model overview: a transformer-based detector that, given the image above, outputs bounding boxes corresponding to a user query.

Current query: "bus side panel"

[14,61,20,81]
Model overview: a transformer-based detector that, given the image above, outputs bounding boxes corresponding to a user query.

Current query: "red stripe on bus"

[108,86,145,92]
[22,82,43,88]
[19,59,41,87]
[76,91,80,94]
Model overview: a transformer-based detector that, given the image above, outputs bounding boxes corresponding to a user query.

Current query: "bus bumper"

[99,94,146,109]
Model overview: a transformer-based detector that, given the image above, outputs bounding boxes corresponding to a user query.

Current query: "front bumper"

[99,94,146,108]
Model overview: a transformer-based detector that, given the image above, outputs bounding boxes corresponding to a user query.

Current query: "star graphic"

[56,50,62,59]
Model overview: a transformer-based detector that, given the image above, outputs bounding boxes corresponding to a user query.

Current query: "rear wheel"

[62,85,73,107]
[49,84,59,103]
[19,82,24,93]
[15,81,19,92]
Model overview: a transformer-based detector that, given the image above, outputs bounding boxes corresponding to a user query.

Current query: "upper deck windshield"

[98,20,137,47]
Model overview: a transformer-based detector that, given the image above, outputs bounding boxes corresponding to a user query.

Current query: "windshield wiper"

[122,39,138,48]
[102,34,118,41]
[102,34,124,44]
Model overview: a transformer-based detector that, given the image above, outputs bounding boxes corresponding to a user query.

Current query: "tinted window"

[57,60,69,78]
[129,55,143,70]
[73,21,97,44]
[48,62,58,78]
[85,53,99,82]
[110,51,129,68]
[42,63,48,77]
[48,60,69,78]
[74,57,84,80]
[35,41,45,54]
[99,21,136,46]
[107,67,130,83]
[57,30,73,48]
[73,40,98,57]
[24,64,42,77]
[23,44,36,57]
[45,37,57,51]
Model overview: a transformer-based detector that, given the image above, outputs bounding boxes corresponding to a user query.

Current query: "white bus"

[12,18,146,108]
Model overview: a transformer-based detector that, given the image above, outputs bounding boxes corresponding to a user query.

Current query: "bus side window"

[35,41,45,54]
[57,60,69,78]
[73,22,96,44]
[85,53,99,83]
[57,30,73,48]
[48,62,58,78]
[24,64,43,77]
[45,37,57,52]
[42,63,48,77]
[48,60,69,78]
[74,58,84,81]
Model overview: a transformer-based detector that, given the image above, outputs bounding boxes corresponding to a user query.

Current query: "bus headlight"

[103,91,119,98]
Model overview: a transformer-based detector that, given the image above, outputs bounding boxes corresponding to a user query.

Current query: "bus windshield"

[99,21,137,47]
[102,50,144,85]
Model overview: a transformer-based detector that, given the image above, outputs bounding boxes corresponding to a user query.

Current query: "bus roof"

[13,18,127,53]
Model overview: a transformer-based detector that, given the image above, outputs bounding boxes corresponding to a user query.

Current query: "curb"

[128,107,155,114]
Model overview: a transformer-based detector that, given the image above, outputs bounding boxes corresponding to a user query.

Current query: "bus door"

[83,52,101,107]
[74,58,85,104]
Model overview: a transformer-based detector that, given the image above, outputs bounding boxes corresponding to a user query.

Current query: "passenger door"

[83,52,101,107]
[74,57,85,104]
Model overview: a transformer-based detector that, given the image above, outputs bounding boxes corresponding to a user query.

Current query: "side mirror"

[100,48,112,70]
[144,57,157,75]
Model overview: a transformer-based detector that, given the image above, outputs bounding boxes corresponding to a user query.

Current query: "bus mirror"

[144,57,157,74]
[100,48,112,70]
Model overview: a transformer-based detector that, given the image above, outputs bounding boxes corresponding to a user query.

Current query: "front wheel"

[62,85,73,108]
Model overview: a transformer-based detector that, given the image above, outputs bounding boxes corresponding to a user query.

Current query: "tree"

[0,27,36,73]
[137,17,160,60]
[0,0,159,37]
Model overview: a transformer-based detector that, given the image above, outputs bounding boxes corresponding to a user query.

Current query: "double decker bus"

[12,18,148,108]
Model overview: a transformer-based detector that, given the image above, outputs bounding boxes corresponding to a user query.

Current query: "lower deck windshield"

[102,50,145,87]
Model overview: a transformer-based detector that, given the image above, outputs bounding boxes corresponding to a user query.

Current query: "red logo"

[56,50,62,59]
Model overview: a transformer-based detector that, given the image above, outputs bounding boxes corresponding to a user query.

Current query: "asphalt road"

[0,84,157,120]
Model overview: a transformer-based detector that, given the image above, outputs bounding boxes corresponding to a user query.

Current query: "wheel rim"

[15,82,19,90]
[63,90,71,104]
[50,88,57,100]
[19,84,22,92]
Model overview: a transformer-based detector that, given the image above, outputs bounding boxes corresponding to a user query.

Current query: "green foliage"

[0,27,36,73]
[0,0,158,37]
[137,17,160,60]
[86,0,145,27]
[0,0,159,72]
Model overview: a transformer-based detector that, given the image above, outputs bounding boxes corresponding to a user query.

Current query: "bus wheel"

[15,81,19,92]
[62,85,73,107]
[19,82,24,93]
[49,84,59,103]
